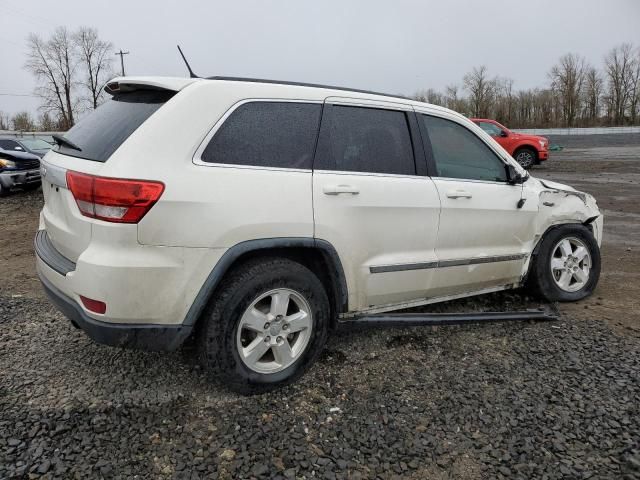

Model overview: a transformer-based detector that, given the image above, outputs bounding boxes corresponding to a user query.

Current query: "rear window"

[56,90,174,162]
[19,138,52,151]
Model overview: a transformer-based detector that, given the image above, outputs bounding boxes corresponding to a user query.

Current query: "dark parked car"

[0,136,53,158]
[0,148,41,196]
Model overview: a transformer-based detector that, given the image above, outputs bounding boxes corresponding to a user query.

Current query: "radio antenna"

[177,45,199,78]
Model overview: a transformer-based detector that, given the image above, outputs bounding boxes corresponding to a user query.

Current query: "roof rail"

[206,76,412,101]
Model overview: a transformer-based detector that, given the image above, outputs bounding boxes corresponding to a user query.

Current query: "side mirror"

[500,130,509,137]
[506,164,524,184]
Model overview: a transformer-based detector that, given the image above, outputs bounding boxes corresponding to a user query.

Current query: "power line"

[0,33,23,47]
[0,93,38,97]
[0,3,58,28]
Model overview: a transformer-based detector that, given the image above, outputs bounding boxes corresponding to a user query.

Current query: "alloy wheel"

[550,237,592,292]
[516,150,534,168]
[236,288,313,374]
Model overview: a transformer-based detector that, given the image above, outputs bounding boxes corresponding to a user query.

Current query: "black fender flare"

[182,237,348,327]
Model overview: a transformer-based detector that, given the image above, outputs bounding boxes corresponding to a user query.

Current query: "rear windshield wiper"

[52,134,82,152]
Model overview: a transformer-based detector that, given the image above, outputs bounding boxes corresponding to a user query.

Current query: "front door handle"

[446,190,472,199]
[323,185,360,195]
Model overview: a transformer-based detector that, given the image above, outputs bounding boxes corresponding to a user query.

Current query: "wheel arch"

[514,143,539,157]
[183,238,348,331]
[523,219,597,283]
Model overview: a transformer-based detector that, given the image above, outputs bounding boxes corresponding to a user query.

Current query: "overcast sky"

[1,0,639,119]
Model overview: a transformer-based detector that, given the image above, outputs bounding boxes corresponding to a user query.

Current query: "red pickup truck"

[471,118,549,169]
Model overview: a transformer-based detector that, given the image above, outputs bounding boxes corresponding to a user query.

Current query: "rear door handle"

[446,190,472,199]
[323,185,360,195]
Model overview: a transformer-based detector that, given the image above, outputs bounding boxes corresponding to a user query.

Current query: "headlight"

[538,140,546,149]
[0,159,17,168]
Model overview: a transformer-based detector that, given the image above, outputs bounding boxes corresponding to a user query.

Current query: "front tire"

[527,224,601,302]
[198,257,329,394]
[514,147,537,169]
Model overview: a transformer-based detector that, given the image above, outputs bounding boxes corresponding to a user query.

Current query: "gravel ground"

[1,136,640,479]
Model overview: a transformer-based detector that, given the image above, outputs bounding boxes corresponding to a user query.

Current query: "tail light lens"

[66,171,164,223]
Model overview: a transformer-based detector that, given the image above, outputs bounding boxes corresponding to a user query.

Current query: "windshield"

[55,89,175,162]
[19,138,53,151]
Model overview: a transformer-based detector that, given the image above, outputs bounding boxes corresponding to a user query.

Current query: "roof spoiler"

[104,77,199,95]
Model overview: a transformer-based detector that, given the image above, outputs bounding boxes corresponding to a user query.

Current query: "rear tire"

[198,257,330,394]
[527,224,600,302]
[514,147,537,169]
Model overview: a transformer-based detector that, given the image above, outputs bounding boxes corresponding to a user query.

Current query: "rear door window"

[56,89,175,162]
[314,105,415,175]
[201,102,322,169]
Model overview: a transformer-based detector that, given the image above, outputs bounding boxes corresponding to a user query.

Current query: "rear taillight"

[66,171,164,223]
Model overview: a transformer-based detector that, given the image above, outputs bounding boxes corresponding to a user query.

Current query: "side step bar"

[339,308,558,328]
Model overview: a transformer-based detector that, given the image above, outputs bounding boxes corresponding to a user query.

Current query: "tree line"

[2,31,639,132]
[0,26,113,132]
[414,43,640,128]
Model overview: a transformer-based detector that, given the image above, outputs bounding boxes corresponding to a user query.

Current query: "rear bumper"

[33,224,223,327]
[0,169,41,188]
[34,229,209,351]
[37,267,192,351]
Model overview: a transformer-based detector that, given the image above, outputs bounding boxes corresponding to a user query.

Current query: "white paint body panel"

[36,76,603,327]
[313,171,441,310]
[429,177,538,296]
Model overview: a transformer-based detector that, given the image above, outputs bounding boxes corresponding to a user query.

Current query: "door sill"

[340,283,519,318]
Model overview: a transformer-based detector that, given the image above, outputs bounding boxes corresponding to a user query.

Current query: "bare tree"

[583,67,604,124]
[0,111,9,130]
[444,84,467,114]
[411,43,640,128]
[12,112,36,131]
[74,27,113,109]
[427,88,445,106]
[38,112,59,131]
[463,66,496,118]
[413,88,445,106]
[492,77,515,125]
[604,43,637,124]
[502,77,515,125]
[549,53,586,127]
[25,27,77,129]
[413,90,427,103]
[629,47,640,125]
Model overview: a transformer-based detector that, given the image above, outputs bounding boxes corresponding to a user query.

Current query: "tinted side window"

[315,106,415,175]
[202,102,321,169]
[422,115,507,182]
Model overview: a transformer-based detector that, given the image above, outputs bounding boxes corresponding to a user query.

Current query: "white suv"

[36,76,603,392]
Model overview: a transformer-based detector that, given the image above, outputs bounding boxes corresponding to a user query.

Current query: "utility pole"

[115,49,130,76]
